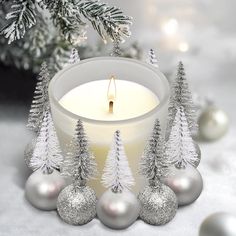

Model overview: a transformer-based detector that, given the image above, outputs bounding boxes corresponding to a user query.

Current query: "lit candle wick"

[109,101,114,113]
[107,76,116,114]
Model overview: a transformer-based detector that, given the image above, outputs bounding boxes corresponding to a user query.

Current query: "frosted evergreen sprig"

[78,0,132,43]
[166,61,197,138]
[102,130,134,193]
[61,120,97,187]
[140,119,169,186]
[165,106,199,168]
[1,0,132,45]
[43,0,87,44]
[30,109,63,173]
[27,62,50,132]
[1,0,37,44]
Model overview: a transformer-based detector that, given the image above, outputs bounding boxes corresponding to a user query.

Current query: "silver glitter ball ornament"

[162,165,203,206]
[57,184,97,225]
[96,189,140,229]
[25,169,67,210]
[198,106,229,141]
[24,138,37,169]
[199,212,236,236]
[138,183,178,225]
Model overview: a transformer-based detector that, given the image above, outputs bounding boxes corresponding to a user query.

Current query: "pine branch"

[102,130,134,193]
[165,106,199,168]
[27,12,49,57]
[1,0,37,44]
[1,0,132,46]
[30,109,63,173]
[43,0,87,44]
[78,0,132,43]
[140,119,169,186]
[61,120,97,187]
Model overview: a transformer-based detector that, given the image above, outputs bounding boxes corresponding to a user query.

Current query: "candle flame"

[107,76,116,113]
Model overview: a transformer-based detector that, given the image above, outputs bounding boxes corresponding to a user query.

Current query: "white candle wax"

[59,80,159,121]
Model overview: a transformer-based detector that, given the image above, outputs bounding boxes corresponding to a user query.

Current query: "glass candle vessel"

[49,57,170,196]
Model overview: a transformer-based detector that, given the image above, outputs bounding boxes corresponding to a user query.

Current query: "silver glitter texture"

[57,184,97,225]
[138,184,178,225]
[24,138,37,169]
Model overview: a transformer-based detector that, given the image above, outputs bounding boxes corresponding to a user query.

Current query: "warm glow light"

[107,76,117,113]
[178,42,189,52]
[162,18,178,35]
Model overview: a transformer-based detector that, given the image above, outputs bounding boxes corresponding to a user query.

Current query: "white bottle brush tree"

[166,61,197,138]
[68,48,80,65]
[147,49,158,68]
[61,120,97,188]
[27,62,50,132]
[102,130,134,193]
[29,109,63,174]
[165,106,199,168]
[140,119,169,187]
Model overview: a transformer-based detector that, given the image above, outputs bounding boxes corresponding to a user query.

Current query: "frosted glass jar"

[49,57,170,196]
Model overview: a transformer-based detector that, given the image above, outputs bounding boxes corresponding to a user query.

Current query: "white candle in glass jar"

[49,57,170,196]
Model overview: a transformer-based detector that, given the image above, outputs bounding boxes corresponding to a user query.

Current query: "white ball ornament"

[162,165,203,206]
[198,106,229,141]
[199,212,236,236]
[97,189,140,229]
[25,169,66,210]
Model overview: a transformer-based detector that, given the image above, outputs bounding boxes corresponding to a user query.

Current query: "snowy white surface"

[1,0,236,235]
[1,114,236,236]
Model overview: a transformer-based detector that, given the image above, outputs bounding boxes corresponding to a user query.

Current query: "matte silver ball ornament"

[96,189,140,229]
[138,183,177,225]
[24,138,37,169]
[25,169,67,210]
[162,165,203,206]
[199,212,236,236]
[57,184,97,225]
[198,106,229,141]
